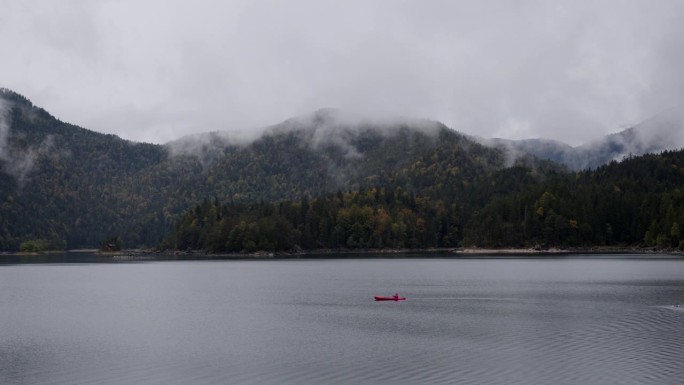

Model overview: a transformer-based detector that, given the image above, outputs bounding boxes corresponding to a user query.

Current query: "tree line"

[464,151,684,249]
[161,187,462,252]
[164,150,684,252]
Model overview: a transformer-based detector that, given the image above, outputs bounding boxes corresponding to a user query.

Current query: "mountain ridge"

[1,88,682,251]
[478,105,684,170]
[5,87,681,171]
[0,89,518,250]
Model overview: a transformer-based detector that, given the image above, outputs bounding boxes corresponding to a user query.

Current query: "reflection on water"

[1,256,683,384]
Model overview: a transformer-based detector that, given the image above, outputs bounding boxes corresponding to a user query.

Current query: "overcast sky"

[1,0,683,145]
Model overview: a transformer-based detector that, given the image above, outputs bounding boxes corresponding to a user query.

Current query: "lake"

[1,255,684,384]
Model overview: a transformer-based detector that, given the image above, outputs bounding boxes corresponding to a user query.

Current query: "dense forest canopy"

[164,151,684,252]
[1,89,683,252]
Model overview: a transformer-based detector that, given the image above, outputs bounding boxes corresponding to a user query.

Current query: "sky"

[1,0,683,146]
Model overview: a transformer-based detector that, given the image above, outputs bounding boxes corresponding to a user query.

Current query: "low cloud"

[629,105,684,153]
[0,95,56,186]
[166,128,266,168]
[270,108,444,158]
[6,1,682,146]
[477,105,684,170]
[167,108,445,165]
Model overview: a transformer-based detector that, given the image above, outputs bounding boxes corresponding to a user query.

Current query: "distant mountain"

[479,106,684,170]
[1,90,540,250]
[5,88,679,252]
[165,108,537,202]
[572,107,684,169]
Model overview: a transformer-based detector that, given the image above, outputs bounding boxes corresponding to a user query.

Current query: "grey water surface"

[1,255,684,384]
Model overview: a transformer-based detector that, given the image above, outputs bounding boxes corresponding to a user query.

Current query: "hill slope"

[0,89,168,249]
[1,90,533,250]
[3,89,682,252]
[463,149,684,249]
[166,148,684,252]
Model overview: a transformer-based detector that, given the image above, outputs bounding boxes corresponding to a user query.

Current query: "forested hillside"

[0,89,169,250]
[161,165,546,252]
[464,151,684,248]
[165,150,684,252]
[2,89,682,252]
[0,90,528,251]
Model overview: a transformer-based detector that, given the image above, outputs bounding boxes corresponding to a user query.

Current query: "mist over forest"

[0,89,683,252]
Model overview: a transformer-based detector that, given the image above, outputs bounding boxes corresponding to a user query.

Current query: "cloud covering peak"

[2,1,684,146]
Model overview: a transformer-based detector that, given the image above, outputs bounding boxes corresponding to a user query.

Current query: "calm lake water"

[1,255,684,384]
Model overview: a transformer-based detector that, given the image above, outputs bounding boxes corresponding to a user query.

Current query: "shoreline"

[2,246,682,260]
[101,246,684,259]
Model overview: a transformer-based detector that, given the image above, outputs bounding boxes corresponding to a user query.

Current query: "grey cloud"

[166,128,266,169]
[167,107,444,166]
[2,0,684,147]
[271,108,443,160]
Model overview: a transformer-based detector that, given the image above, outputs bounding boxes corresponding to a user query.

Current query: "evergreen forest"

[164,151,684,252]
[1,89,683,252]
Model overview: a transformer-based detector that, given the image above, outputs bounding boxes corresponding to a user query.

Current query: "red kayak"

[375,293,406,301]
